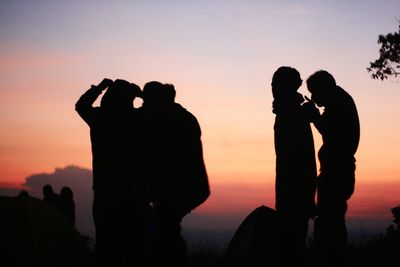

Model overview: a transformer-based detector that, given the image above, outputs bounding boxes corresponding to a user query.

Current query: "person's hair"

[306,70,336,92]
[271,66,302,98]
[164,83,176,102]
[43,184,53,195]
[60,186,73,199]
[18,190,30,198]
[100,79,141,108]
[143,81,175,105]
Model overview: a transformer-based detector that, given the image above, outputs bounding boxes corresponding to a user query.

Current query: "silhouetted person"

[387,205,400,235]
[42,184,62,211]
[140,81,210,266]
[60,186,76,226]
[75,78,143,265]
[18,190,30,198]
[271,66,317,266]
[305,70,360,267]
[391,206,400,230]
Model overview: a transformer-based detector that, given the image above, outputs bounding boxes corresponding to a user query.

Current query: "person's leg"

[314,172,350,267]
[293,215,310,266]
[277,209,309,267]
[93,190,120,265]
[92,190,107,264]
[276,210,295,266]
[121,197,150,265]
[153,205,187,266]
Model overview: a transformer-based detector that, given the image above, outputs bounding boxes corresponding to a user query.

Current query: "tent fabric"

[0,196,93,265]
[225,205,278,266]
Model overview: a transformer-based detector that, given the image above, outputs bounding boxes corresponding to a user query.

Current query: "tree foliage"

[367,22,400,80]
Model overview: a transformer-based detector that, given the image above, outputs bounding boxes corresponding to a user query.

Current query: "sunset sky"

[1,1,400,236]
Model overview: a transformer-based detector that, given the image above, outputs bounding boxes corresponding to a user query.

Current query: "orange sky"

[1,2,400,231]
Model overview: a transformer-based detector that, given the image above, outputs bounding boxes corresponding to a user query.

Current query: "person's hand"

[303,96,320,122]
[130,83,143,98]
[97,78,113,91]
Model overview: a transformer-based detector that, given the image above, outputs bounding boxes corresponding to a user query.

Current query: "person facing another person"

[42,184,62,211]
[271,66,317,266]
[305,70,360,267]
[60,186,76,227]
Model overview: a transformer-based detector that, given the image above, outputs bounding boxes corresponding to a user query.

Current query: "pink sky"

[1,2,399,233]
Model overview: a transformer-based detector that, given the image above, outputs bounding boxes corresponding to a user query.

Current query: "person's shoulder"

[337,86,352,98]
[91,107,106,119]
[174,104,198,122]
[337,86,357,104]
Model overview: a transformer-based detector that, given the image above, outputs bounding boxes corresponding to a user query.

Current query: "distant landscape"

[0,165,397,254]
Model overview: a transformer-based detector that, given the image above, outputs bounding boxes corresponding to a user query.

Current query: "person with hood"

[271,66,317,266]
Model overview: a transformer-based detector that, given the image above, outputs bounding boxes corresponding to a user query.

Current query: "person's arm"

[75,78,113,126]
[181,115,210,213]
[311,113,325,134]
[302,99,325,134]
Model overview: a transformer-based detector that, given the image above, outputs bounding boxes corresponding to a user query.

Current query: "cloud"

[21,165,95,237]
[22,165,92,195]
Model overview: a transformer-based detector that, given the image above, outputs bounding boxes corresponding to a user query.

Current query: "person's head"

[271,66,302,99]
[100,79,142,109]
[43,184,53,197]
[142,81,175,107]
[60,186,73,199]
[392,206,400,224]
[18,190,30,198]
[306,70,337,107]
[164,83,176,102]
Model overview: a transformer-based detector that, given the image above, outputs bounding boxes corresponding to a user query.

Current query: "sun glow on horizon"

[1,2,400,235]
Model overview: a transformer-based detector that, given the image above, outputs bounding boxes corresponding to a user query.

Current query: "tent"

[225,205,278,266]
[0,196,93,265]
